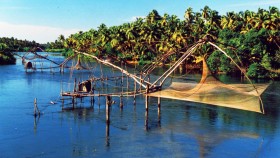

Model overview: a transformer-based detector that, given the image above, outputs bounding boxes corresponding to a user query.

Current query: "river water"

[0,53,280,158]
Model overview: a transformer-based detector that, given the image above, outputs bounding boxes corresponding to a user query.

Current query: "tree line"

[1,6,279,79]
[59,6,279,78]
[0,37,41,65]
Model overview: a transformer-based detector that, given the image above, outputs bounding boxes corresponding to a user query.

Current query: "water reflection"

[106,122,110,147]
[33,115,40,134]
[2,54,280,157]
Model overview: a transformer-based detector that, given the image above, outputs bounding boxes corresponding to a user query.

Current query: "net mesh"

[148,58,270,113]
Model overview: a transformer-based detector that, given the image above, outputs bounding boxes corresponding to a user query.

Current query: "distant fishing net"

[148,58,270,113]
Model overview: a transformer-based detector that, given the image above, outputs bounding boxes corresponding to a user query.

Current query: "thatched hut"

[78,80,92,92]
[24,61,33,69]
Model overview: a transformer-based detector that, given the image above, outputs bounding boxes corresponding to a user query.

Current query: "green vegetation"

[0,43,16,65]
[0,37,41,65]
[44,35,65,52]
[58,6,279,79]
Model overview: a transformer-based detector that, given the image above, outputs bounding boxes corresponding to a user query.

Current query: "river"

[0,53,280,158]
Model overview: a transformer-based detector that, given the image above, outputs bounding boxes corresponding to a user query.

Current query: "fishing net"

[148,58,270,113]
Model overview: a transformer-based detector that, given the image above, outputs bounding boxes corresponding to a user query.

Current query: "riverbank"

[0,52,16,65]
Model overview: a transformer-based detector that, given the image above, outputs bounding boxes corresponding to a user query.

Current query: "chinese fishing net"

[148,58,270,113]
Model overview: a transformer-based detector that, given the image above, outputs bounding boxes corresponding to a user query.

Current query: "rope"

[208,41,265,114]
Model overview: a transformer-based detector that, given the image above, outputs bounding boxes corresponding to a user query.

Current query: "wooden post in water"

[60,65,63,74]
[120,94,123,109]
[98,91,101,107]
[145,84,149,112]
[90,84,95,107]
[34,98,40,117]
[158,97,161,125]
[145,110,149,131]
[74,78,77,92]
[72,78,77,109]
[106,96,112,124]
[61,96,64,109]
[72,97,75,109]
[105,95,111,146]
[106,119,110,147]
[133,80,136,105]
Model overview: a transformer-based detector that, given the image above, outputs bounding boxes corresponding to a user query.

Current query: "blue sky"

[0,0,279,43]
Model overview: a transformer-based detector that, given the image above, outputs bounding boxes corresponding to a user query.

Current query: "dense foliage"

[44,35,65,52]
[60,6,279,78]
[0,37,41,65]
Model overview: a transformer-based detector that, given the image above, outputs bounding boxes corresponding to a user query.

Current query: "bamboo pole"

[154,43,202,87]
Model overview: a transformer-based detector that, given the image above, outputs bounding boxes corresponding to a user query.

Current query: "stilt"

[90,80,95,107]
[80,96,83,105]
[106,96,112,124]
[72,97,75,109]
[158,97,161,125]
[98,91,100,107]
[74,78,77,92]
[145,84,149,112]
[145,110,149,131]
[34,98,40,117]
[61,96,64,109]
[90,96,94,107]
[133,80,136,105]
[106,120,110,147]
[120,95,123,109]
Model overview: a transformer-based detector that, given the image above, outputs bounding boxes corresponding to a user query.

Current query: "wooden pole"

[34,98,37,116]
[74,78,77,92]
[158,97,161,125]
[72,97,75,109]
[133,80,136,105]
[98,91,100,107]
[145,110,149,131]
[34,98,40,117]
[106,120,110,147]
[106,96,111,124]
[145,84,149,112]
[90,80,94,107]
[120,94,123,109]
[72,79,76,109]
[61,96,64,109]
